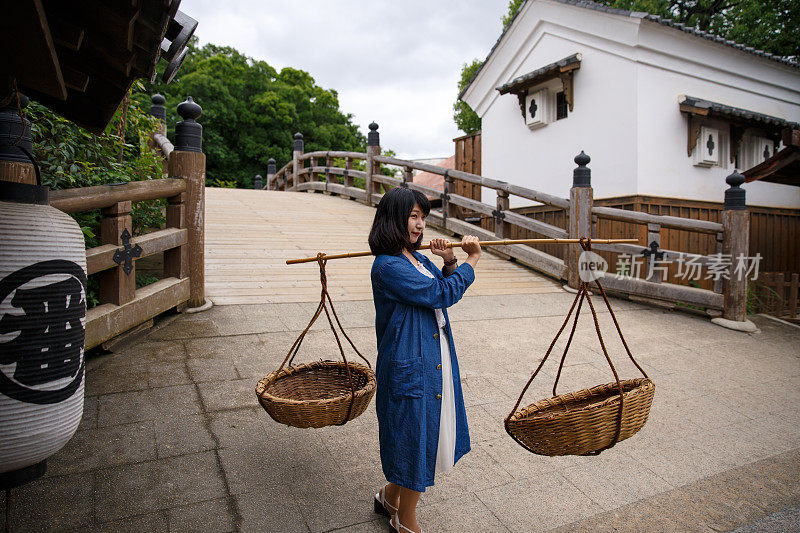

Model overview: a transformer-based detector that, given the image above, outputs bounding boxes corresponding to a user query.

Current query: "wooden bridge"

[204,188,561,306]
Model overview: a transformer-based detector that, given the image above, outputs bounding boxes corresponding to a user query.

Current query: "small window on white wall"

[525,89,553,129]
[692,125,728,168]
[693,126,722,167]
[740,135,775,170]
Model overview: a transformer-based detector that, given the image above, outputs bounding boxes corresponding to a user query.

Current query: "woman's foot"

[390,512,423,533]
[374,485,398,517]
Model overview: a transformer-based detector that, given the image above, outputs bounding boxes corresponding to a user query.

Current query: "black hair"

[368,187,431,255]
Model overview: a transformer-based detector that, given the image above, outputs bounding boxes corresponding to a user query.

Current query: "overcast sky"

[177,0,509,159]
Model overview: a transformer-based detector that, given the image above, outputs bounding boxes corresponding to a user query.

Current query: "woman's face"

[407,203,426,245]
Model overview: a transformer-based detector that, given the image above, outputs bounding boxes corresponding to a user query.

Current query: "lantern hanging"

[0,178,88,488]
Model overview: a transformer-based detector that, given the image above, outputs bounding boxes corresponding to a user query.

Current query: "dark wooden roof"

[744,129,800,187]
[1,0,195,133]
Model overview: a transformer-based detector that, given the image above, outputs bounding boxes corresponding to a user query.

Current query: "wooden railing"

[265,123,754,326]
[52,94,206,349]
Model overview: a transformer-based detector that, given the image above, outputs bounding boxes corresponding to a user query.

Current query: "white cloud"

[176,0,507,158]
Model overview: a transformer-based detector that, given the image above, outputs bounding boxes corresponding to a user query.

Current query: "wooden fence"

[751,272,800,322]
[0,94,207,350]
[265,124,755,325]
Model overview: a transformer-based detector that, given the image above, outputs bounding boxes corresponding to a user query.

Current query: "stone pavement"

[2,290,799,532]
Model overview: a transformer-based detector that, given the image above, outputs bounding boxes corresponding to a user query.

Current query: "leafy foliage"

[454,0,799,134]
[143,40,368,188]
[453,60,484,135]
[28,81,166,249]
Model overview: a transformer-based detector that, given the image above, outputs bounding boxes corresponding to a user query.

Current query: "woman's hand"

[461,235,481,258]
[430,238,455,262]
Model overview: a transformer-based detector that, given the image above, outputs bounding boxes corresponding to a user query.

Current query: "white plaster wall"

[479,32,641,207]
[635,25,800,208]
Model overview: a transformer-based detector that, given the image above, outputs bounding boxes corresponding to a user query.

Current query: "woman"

[368,187,481,533]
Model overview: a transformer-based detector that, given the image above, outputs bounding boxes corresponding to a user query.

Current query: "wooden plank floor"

[204,188,562,305]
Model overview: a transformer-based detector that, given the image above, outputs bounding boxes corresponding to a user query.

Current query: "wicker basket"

[255,254,376,428]
[256,360,376,428]
[505,246,655,456]
[505,378,655,456]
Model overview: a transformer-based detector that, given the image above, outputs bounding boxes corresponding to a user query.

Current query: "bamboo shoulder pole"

[286,238,639,265]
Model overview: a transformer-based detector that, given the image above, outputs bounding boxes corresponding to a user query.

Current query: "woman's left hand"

[430,238,455,261]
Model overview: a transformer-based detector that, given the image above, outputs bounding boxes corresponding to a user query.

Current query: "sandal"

[373,485,398,518]
[390,512,423,533]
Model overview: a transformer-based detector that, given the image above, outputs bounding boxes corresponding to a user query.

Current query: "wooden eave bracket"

[508,58,581,119]
[680,104,708,157]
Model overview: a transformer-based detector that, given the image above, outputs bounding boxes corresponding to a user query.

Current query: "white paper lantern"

[0,183,87,477]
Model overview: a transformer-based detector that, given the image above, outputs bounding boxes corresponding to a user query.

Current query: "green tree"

[144,40,367,188]
[453,59,484,135]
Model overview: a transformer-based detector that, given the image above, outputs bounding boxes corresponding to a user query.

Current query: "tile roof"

[496,54,581,94]
[679,95,800,130]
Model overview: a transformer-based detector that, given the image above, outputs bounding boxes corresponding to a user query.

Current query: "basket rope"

[265,253,372,425]
[506,238,650,455]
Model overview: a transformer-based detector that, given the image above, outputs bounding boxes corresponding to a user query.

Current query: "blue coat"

[371,251,475,492]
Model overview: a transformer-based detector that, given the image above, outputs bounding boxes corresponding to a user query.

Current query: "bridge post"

[567,151,593,290]
[266,158,276,190]
[253,174,262,189]
[292,133,303,191]
[495,190,510,239]
[149,93,167,136]
[169,96,207,309]
[365,122,380,206]
[717,170,754,329]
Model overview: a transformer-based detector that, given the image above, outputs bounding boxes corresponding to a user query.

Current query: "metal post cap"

[149,93,167,122]
[267,158,276,173]
[174,96,203,152]
[724,170,746,210]
[368,122,380,146]
[572,151,591,188]
[177,96,202,121]
[293,132,304,152]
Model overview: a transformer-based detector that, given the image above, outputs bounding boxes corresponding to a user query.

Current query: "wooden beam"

[86,227,188,274]
[85,277,189,349]
[592,205,723,234]
[2,0,66,100]
[49,178,186,213]
[599,273,723,309]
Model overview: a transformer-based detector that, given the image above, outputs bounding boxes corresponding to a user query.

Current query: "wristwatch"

[444,257,457,267]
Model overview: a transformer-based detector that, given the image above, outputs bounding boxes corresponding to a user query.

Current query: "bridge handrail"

[372,155,570,209]
[153,133,174,161]
[280,125,750,322]
[50,178,186,213]
[298,151,367,160]
[42,94,209,350]
[592,205,723,234]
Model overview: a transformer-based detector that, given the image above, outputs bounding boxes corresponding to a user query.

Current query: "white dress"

[413,260,456,476]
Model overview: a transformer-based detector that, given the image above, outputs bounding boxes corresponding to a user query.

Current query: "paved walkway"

[4,191,799,532]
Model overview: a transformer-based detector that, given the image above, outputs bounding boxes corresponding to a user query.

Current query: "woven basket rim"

[507,378,654,423]
[255,359,376,407]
